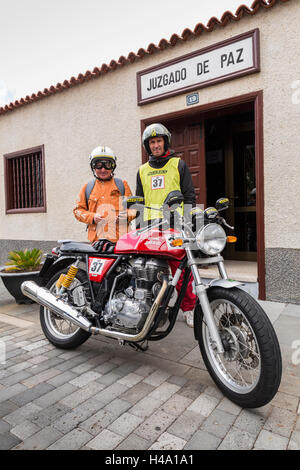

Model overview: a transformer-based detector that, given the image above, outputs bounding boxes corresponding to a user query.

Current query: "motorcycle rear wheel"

[196,287,282,408]
[40,268,91,349]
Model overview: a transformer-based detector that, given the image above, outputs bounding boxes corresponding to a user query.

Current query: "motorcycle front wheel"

[196,286,282,408]
[40,268,91,349]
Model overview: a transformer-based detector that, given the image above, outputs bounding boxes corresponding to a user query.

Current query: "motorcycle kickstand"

[128,341,149,352]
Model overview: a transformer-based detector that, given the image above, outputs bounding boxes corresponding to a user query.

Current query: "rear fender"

[38,255,78,286]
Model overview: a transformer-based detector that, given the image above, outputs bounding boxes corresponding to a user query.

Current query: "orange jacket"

[73,178,134,243]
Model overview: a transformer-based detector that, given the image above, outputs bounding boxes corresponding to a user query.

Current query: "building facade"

[0,0,299,303]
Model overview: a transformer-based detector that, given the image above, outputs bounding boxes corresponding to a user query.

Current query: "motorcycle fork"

[185,248,224,354]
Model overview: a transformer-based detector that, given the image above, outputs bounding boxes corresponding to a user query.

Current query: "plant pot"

[0,267,40,304]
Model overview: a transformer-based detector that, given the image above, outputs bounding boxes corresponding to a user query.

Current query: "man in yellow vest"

[136,123,196,327]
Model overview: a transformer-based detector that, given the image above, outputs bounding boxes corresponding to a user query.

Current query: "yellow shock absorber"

[61,264,79,289]
[56,273,66,289]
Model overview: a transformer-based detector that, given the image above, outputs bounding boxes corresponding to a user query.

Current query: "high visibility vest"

[139,157,182,220]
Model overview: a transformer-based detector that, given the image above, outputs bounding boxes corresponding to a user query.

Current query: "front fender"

[193,279,244,341]
[208,279,243,289]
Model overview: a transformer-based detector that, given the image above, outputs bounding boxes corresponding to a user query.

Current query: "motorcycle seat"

[59,239,116,254]
[59,241,98,254]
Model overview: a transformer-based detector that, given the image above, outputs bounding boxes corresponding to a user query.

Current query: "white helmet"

[89,146,117,170]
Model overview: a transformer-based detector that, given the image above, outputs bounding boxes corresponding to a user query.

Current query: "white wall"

[0,0,299,248]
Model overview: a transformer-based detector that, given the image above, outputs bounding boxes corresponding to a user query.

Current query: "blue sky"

[0,0,254,107]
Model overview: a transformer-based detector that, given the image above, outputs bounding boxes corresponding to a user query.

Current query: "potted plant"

[0,248,43,304]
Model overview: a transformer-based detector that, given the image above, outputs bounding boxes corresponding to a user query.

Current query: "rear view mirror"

[215,197,230,212]
[163,191,184,210]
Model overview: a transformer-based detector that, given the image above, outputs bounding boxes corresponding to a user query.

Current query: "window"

[4,145,46,214]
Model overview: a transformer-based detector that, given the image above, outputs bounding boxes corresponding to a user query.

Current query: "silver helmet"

[142,123,171,155]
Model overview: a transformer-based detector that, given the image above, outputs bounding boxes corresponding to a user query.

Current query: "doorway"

[141,91,265,298]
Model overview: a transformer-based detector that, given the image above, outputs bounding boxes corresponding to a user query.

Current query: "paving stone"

[187,393,219,417]
[103,398,132,417]
[79,408,116,436]
[10,420,41,440]
[0,383,28,403]
[167,410,205,441]
[184,429,221,450]
[0,400,19,418]
[0,418,11,434]
[158,394,192,417]
[134,409,177,442]
[134,364,156,378]
[13,426,63,450]
[178,380,206,400]
[30,403,72,427]
[27,357,64,375]
[71,362,96,374]
[97,372,122,387]
[148,382,180,403]
[149,432,187,450]
[218,427,256,450]
[113,362,141,377]
[271,391,299,413]
[279,373,300,396]
[167,375,188,387]
[0,432,22,450]
[3,402,42,426]
[108,412,143,437]
[143,369,171,387]
[46,371,77,387]
[10,382,55,406]
[33,383,78,408]
[254,429,289,450]
[21,368,62,388]
[264,406,296,438]
[69,371,102,388]
[201,409,236,439]
[93,382,129,405]
[116,433,151,450]
[87,429,124,450]
[117,373,143,388]
[234,409,266,435]
[47,428,93,450]
[130,396,162,419]
[216,397,242,416]
[120,382,155,405]
[22,340,50,351]
[52,398,104,433]
[59,381,105,408]
[93,362,117,375]
[288,430,300,450]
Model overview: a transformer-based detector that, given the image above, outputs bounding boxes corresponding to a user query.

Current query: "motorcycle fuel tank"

[115,228,185,260]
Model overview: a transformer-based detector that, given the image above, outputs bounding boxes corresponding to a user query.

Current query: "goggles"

[93,160,115,170]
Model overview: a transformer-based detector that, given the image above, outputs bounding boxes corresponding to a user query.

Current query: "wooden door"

[167,119,206,207]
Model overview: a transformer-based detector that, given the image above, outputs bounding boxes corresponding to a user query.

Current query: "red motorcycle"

[21,193,282,408]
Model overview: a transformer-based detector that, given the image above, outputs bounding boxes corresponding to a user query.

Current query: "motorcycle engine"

[103,258,169,332]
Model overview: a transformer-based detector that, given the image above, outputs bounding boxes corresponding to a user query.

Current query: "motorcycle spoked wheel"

[40,268,91,349]
[196,287,282,408]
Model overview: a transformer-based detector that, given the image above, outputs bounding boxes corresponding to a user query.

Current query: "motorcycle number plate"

[88,257,115,283]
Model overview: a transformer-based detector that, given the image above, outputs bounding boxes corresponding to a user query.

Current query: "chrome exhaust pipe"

[21,278,168,342]
[21,281,93,331]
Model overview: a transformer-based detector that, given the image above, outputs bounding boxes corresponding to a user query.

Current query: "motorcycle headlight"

[196,224,226,255]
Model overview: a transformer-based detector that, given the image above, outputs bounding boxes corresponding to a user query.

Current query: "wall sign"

[137,29,260,105]
[186,92,199,106]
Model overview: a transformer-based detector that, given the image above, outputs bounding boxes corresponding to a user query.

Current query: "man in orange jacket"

[73,146,135,243]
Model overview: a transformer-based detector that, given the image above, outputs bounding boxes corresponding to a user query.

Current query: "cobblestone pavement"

[0,293,299,450]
